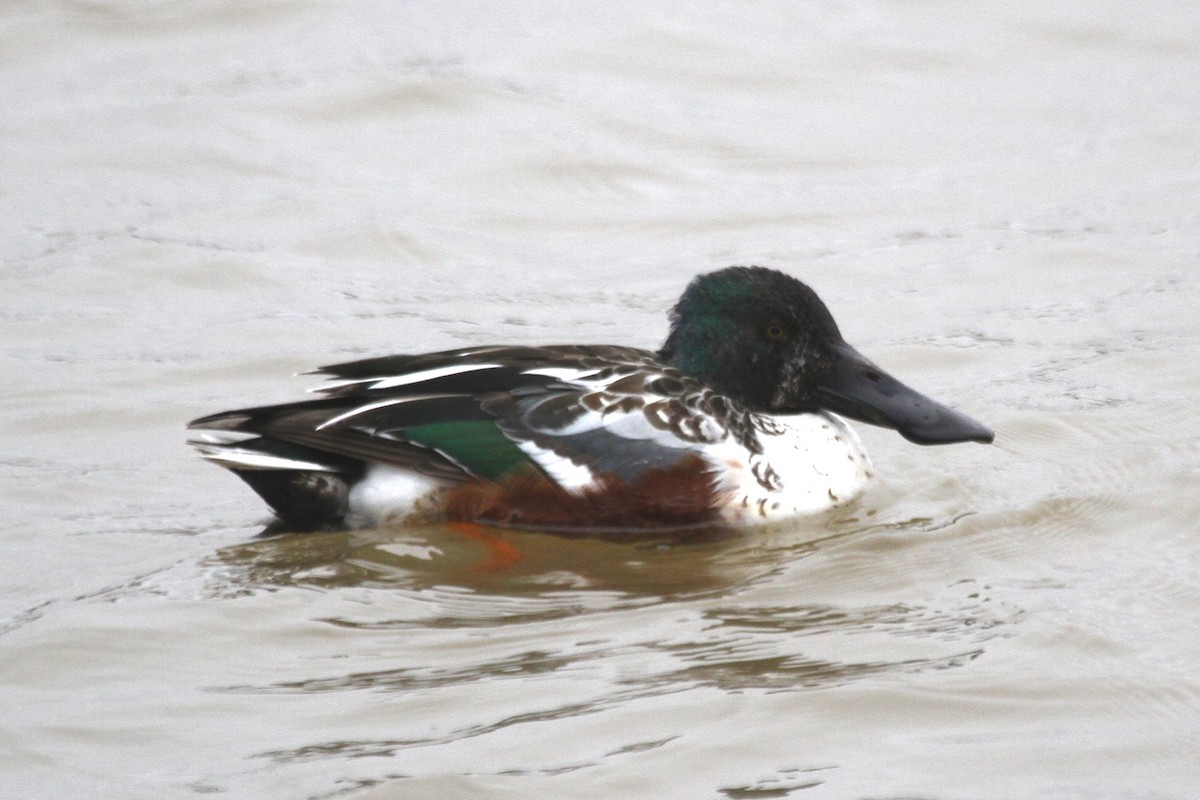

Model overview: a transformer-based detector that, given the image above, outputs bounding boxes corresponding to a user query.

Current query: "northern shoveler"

[189,266,993,534]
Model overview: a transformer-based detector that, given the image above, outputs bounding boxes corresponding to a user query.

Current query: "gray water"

[2,2,1199,798]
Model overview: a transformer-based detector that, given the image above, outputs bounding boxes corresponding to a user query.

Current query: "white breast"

[709,411,874,524]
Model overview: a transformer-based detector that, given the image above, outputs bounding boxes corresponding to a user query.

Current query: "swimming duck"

[189,266,992,533]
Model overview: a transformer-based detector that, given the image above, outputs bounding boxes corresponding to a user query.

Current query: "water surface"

[2,2,1198,798]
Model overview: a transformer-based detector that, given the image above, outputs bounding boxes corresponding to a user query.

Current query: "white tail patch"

[346,464,447,527]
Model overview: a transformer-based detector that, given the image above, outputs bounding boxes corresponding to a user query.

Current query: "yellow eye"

[764,324,787,342]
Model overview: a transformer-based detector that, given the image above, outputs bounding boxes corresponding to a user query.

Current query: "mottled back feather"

[189,345,758,490]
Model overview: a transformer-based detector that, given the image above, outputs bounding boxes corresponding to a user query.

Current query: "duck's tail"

[189,433,361,534]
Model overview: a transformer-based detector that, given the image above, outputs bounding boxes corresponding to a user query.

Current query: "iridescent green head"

[658,266,993,445]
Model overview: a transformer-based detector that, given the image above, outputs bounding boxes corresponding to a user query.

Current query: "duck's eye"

[763,324,788,342]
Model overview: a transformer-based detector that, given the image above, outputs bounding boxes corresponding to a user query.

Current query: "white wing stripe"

[370,363,504,390]
[311,377,377,393]
[522,366,591,380]
[516,440,596,491]
[316,394,456,430]
[192,444,336,472]
[312,363,507,394]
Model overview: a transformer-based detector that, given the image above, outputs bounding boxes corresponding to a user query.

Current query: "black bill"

[815,343,994,446]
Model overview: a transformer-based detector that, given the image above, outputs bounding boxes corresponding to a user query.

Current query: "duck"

[188,266,993,534]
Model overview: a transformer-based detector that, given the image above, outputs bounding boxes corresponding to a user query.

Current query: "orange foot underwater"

[447,521,523,571]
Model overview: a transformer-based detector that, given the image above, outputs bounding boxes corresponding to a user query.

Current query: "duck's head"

[657,266,993,445]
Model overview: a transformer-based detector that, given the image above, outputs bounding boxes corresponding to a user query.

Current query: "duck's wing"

[188,345,739,488]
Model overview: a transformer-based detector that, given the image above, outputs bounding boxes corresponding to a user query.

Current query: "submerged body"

[343,411,872,529]
[189,267,992,533]
[291,407,870,530]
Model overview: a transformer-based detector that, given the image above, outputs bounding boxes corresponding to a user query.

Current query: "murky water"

[3,1,1199,798]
